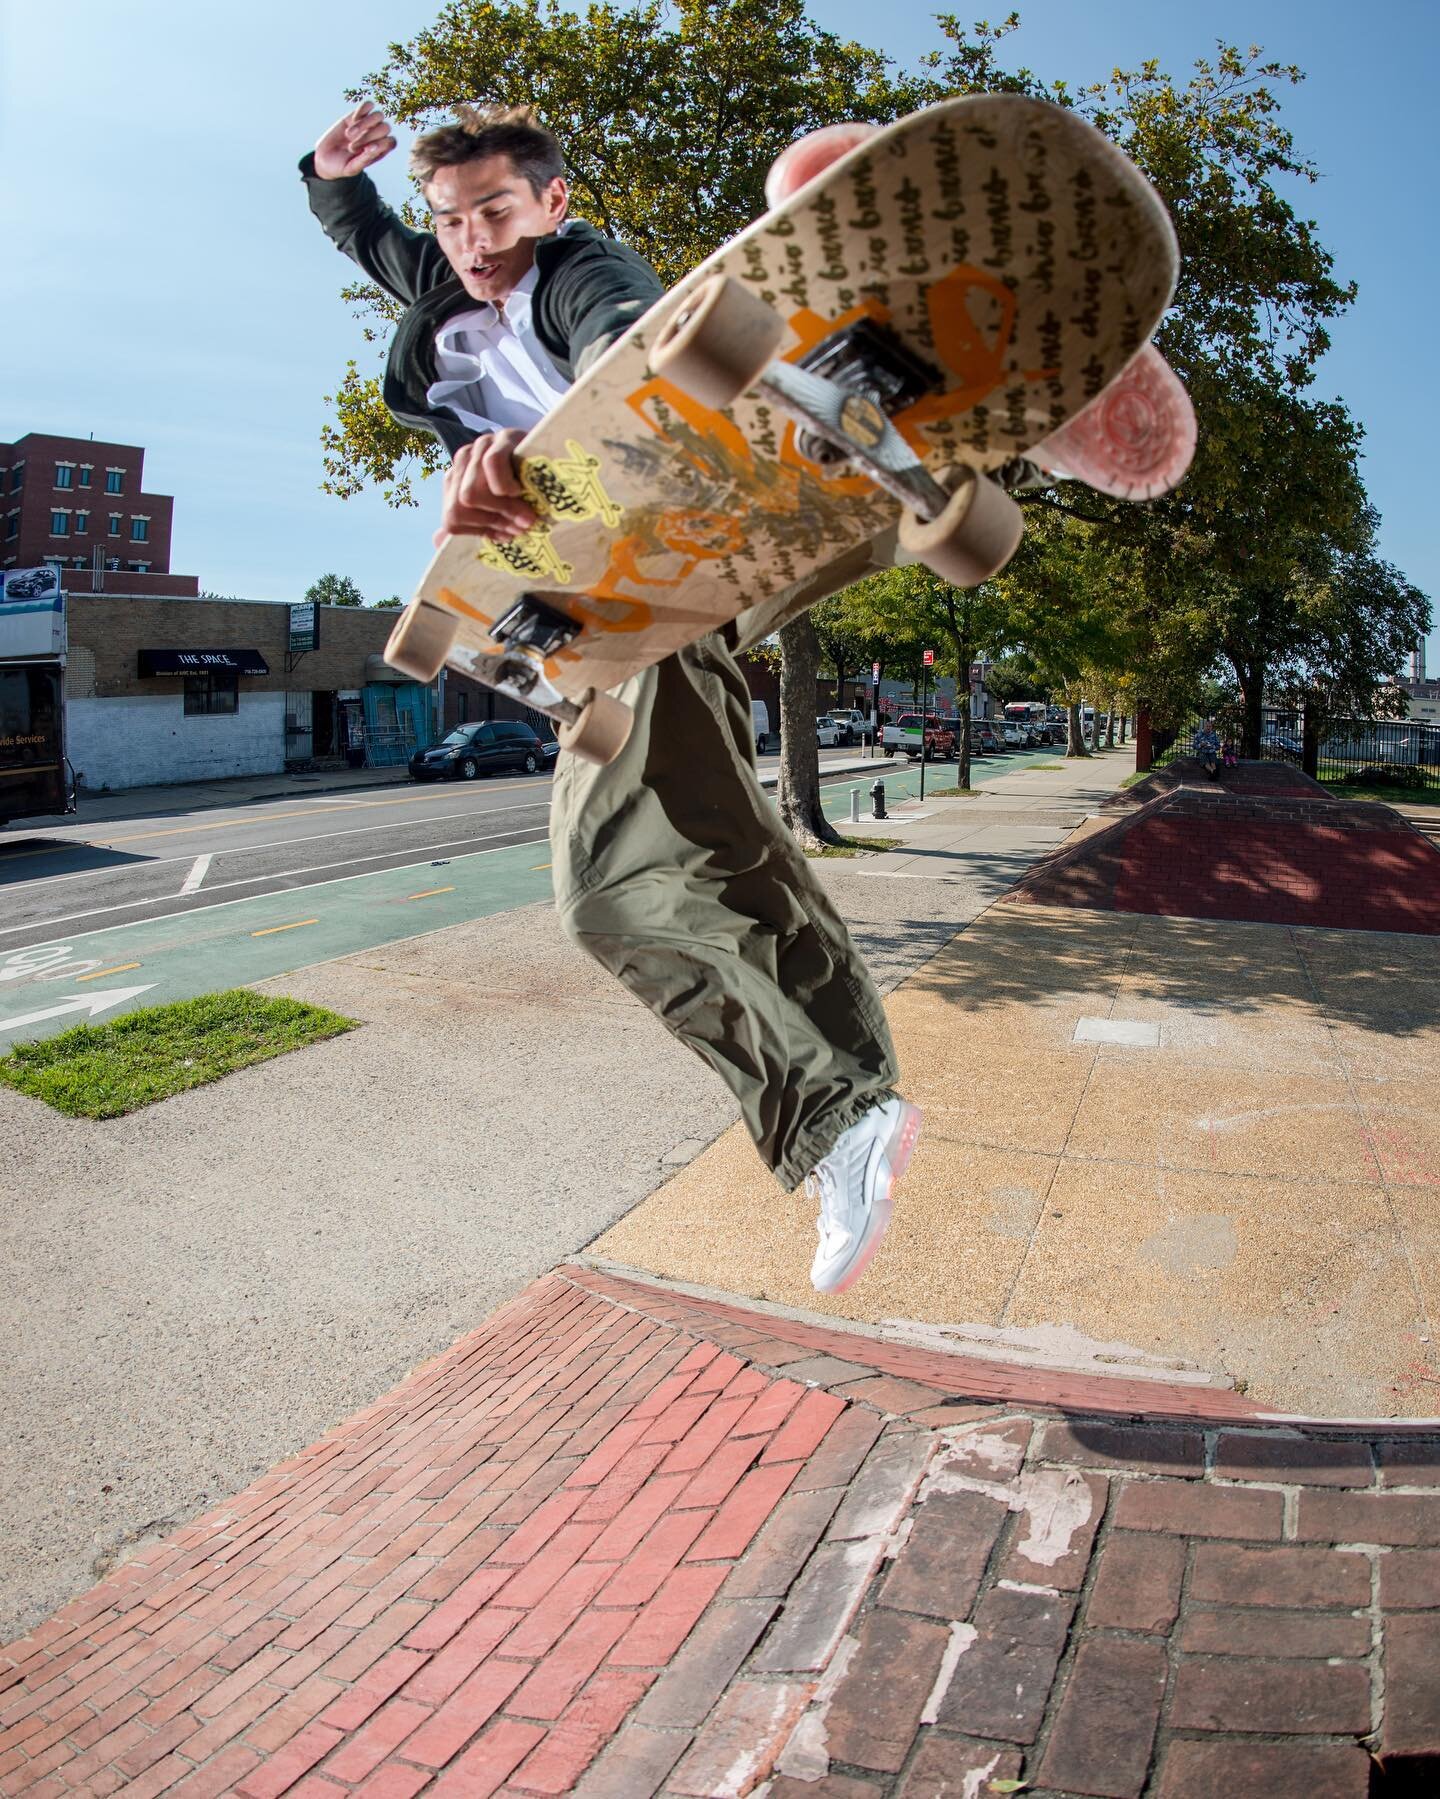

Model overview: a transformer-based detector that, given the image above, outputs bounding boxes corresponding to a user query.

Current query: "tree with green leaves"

[837,564,1015,790]
[313,4,1430,799]
[372,594,406,609]
[320,0,927,504]
[920,19,1423,746]
[995,510,1145,758]
[304,573,365,607]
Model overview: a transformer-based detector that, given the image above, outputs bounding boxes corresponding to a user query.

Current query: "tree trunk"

[1302,697,1321,780]
[1237,665,1265,758]
[1119,713,1128,745]
[777,614,840,848]
[948,632,974,790]
[1066,699,1091,758]
[1134,706,1152,770]
[1104,695,1117,749]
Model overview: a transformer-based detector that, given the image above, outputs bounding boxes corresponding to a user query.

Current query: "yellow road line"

[406,886,456,900]
[530,862,552,871]
[98,779,554,846]
[250,919,319,937]
[76,961,141,981]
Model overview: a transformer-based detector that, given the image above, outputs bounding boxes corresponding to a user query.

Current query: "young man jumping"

[302,103,918,1294]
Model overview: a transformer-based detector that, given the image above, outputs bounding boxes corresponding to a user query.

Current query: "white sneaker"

[805,1098,922,1294]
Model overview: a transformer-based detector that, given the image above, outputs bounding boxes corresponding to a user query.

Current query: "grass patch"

[1320,779,1440,808]
[0,990,358,1119]
[924,785,980,798]
[1120,770,1150,788]
[1024,761,1066,771]
[806,834,904,857]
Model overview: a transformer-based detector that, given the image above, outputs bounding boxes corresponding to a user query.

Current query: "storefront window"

[183,673,239,716]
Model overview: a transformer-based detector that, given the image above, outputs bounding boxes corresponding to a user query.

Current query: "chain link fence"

[1152,712,1440,794]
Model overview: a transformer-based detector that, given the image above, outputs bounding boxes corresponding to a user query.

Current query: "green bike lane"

[0,755,1034,1047]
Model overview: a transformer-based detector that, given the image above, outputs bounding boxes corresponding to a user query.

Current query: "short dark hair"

[411,103,565,199]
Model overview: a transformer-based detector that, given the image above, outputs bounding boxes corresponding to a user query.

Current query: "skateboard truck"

[793,318,940,469]
[387,590,634,764]
[467,597,632,761]
[651,275,1024,588]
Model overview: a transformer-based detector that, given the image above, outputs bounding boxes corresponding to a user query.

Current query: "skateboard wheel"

[385,600,459,683]
[557,691,634,766]
[651,275,786,409]
[898,470,1024,588]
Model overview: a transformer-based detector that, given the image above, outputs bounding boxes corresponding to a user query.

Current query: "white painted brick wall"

[68,693,286,791]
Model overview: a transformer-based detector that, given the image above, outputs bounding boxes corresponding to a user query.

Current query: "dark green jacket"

[300,153,664,458]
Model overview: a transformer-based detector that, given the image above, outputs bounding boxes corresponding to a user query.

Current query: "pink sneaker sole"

[829,1101,922,1295]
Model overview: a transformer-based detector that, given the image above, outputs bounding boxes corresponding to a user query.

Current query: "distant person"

[1193,719,1221,779]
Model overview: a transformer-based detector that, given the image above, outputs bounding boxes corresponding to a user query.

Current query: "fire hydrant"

[870,778,887,820]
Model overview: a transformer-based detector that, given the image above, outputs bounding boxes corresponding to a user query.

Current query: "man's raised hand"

[433,432,538,548]
[314,101,398,180]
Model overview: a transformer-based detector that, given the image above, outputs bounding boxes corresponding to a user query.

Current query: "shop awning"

[137,648,270,676]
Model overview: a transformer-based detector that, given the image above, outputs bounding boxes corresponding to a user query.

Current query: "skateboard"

[386,93,1184,763]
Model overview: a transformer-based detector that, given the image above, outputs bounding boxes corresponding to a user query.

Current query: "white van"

[751,701,772,755]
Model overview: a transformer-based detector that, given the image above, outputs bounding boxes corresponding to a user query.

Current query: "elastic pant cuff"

[774,1087,898,1192]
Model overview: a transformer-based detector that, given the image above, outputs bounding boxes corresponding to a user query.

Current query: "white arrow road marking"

[180,854,212,894]
[0,984,155,1036]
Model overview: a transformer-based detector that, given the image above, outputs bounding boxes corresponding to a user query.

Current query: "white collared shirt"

[426,263,570,437]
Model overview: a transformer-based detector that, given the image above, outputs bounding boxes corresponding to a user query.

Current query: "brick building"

[64,595,433,791]
[0,432,199,598]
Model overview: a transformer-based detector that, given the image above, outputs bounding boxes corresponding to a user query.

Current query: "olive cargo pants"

[549,626,898,1190]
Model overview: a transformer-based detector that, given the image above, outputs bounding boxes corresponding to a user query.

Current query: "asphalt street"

[0,751,1021,1046]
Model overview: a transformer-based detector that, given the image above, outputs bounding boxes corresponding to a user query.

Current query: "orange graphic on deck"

[897,264,1058,437]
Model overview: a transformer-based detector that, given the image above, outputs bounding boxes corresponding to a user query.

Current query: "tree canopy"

[314,3,1430,756]
[304,573,366,607]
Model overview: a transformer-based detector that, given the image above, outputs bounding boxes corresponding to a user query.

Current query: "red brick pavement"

[1,1266,1436,1796]
[1009,768,1440,934]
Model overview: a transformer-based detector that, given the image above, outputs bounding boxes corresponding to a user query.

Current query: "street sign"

[288,600,319,654]
[872,661,880,682]
[923,649,935,668]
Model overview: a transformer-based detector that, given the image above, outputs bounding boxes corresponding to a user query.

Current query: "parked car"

[882,713,956,760]
[752,700,773,755]
[816,716,842,748]
[999,721,1028,748]
[828,708,869,745]
[969,722,995,756]
[409,719,557,782]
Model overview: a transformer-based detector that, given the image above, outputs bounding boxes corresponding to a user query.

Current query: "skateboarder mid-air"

[302,102,919,1293]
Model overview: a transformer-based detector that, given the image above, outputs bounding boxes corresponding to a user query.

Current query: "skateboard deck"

[388,93,1181,752]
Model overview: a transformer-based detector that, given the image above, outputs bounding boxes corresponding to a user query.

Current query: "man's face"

[427,154,568,306]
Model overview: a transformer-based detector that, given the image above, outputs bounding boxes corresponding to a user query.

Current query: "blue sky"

[1,0,1434,666]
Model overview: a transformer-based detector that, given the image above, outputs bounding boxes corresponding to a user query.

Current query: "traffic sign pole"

[920,649,934,801]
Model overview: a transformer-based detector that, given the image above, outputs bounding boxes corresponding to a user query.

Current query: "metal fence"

[1154,713,1440,794]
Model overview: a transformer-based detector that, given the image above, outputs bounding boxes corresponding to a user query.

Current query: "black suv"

[409,720,558,782]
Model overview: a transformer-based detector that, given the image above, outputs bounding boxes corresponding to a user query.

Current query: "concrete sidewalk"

[1,754,1100,1648]
[3,749,1439,1794]
[1,1265,1432,1797]
[596,779,1440,1422]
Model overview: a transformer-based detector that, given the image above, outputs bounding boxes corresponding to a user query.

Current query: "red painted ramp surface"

[2,1266,1437,1795]
[1011,765,1440,934]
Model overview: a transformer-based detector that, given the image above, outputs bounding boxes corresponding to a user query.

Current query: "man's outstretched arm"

[301,101,450,307]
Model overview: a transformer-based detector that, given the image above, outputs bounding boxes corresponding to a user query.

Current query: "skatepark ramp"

[1006,761,1440,933]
